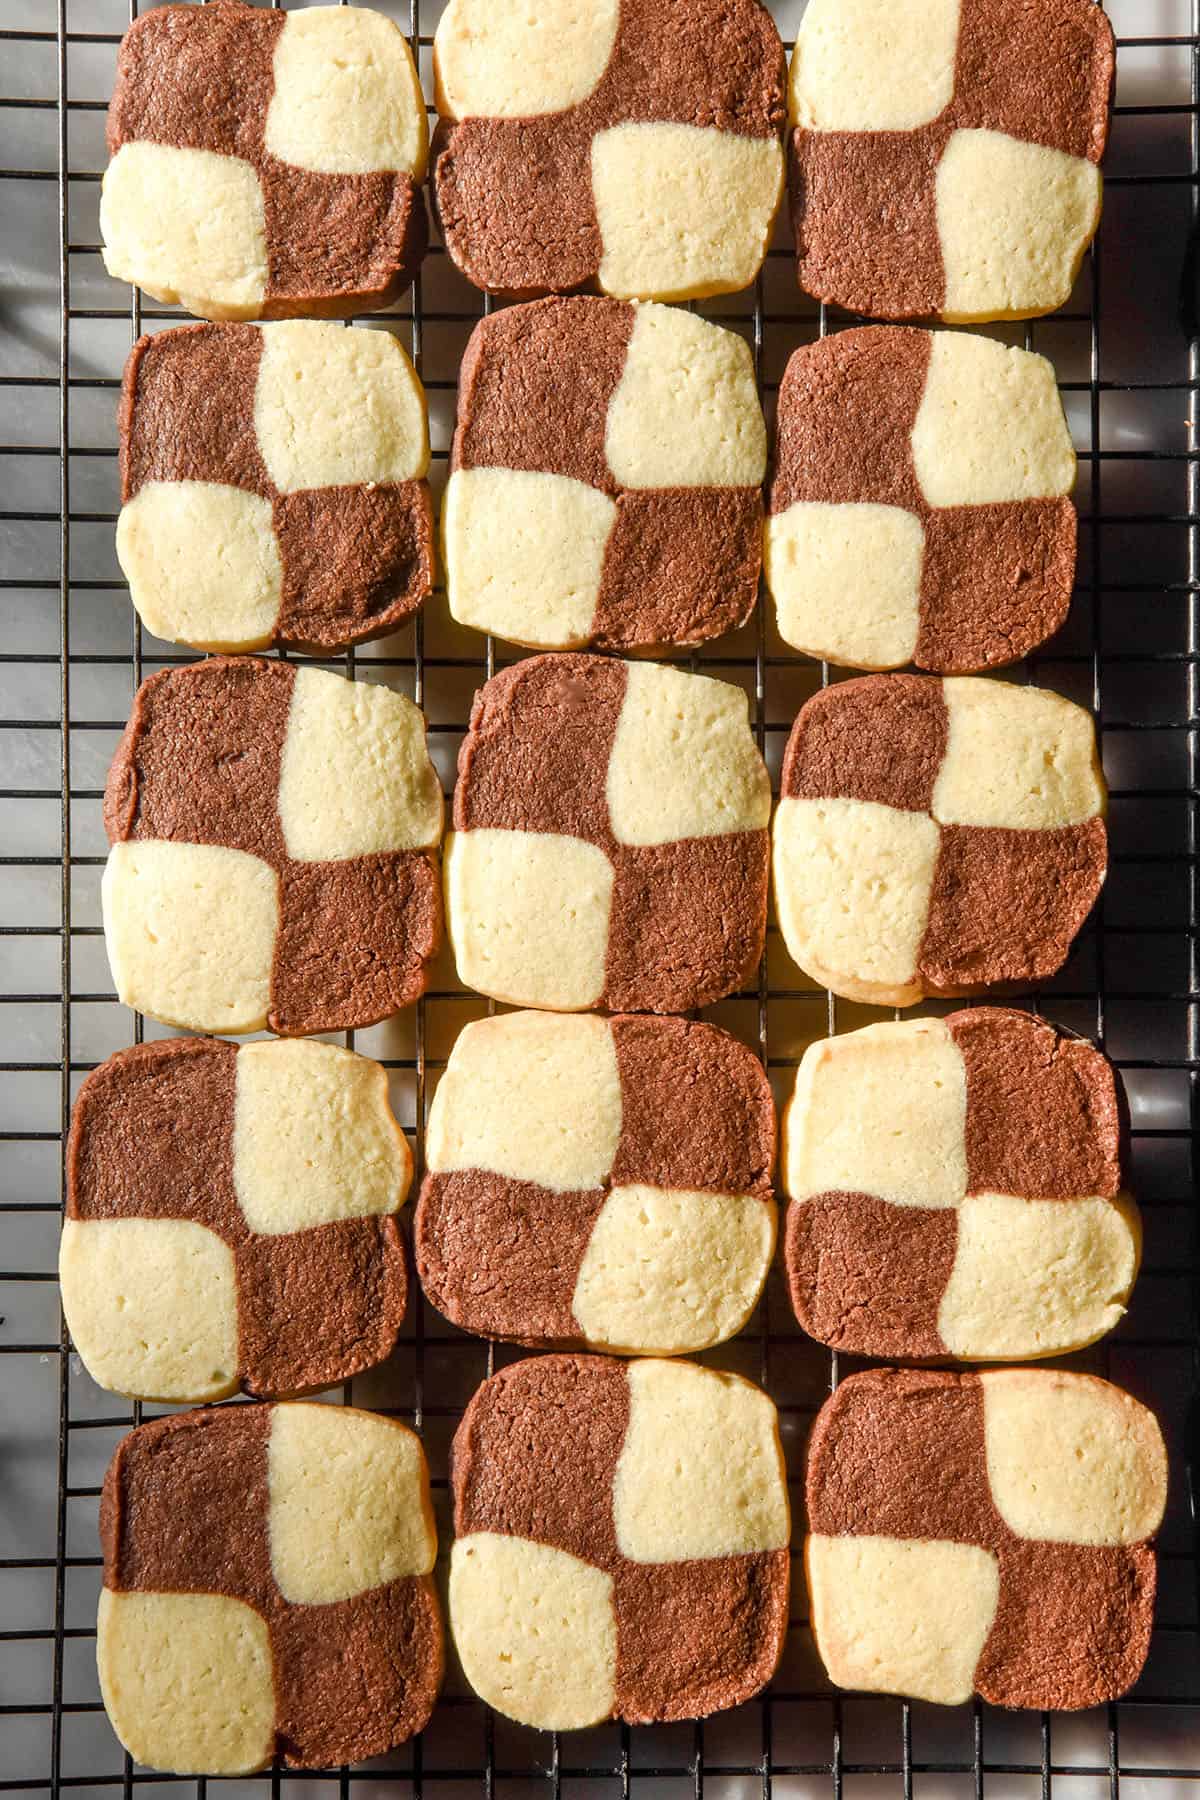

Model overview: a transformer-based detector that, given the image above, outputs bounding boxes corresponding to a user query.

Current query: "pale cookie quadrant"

[267,1403,437,1604]
[448,654,770,1013]
[765,326,1078,675]
[233,1038,411,1235]
[116,481,283,652]
[63,1036,411,1401]
[103,1,429,323]
[59,1216,239,1405]
[424,1011,623,1193]
[773,674,1107,1005]
[450,1354,791,1726]
[117,322,435,654]
[101,839,280,1035]
[431,0,786,300]
[806,1534,999,1707]
[435,0,621,119]
[254,322,429,494]
[783,1008,1140,1363]
[771,796,941,1006]
[101,144,269,322]
[443,468,617,649]
[416,1011,775,1354]
[613,1360,790,1562]
[591,123,784,302]
[102,658,444,1036]
[805,1368,1166,1710]
[99,1404,443,1770]
[443,829,615,1012]
[449,1534,618,1731]
[445,297,765,652]
[263,7,429,179]
[277,666,443,862]
[98,1589,276,1777]
[787,0,1114,321]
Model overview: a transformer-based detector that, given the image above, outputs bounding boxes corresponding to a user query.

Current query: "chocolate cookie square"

[446,654,771,1013]
[118,321,434,653]
[102,1,429,321]
[62,1036,412,1402]
[766,327,1077,672]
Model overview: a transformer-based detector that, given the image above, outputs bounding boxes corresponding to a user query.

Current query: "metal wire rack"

[1,0,1197,1795]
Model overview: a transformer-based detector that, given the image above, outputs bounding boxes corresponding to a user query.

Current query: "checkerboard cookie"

[445,655,771,1013]
[61,1037,411,1403]
[788,0,1114,321]
[98,1403,441,1772]
[765,327,1077,672]
[784,1009,1139,1360]
[102,658,443,1036]
[432,0,785,300]
[102,1,428,321]
[416,1011,775,1352]
[449,1355,789,1728]
[444,298,765,651]
[805,1368,1166,1709]
[773,674,1106,1005]
[117,322,433,653]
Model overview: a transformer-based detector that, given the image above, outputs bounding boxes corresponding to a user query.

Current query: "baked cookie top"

[445,654,772,1013]
[805,1368,1167,1709]
[772,673,1107,1005]
[784,1008,1139,1361]
[445,297,766,652]
[765,327,1077,672]
[102,1,428,321]
[416,1011,776,1352]
[118,322,432,655]
[788,0,1115,321]
[98,1403,441,1772]
[61,1036,411,1403]
[449,1354,790,1728]
[432,0,786,300]
[102,658,444,1036]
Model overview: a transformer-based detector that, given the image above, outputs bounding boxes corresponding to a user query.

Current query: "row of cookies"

[61,1003,1137,1402]
[101,0,1113,323]
[117,306,1079,671]
[98,655,1107,1029]
[95,1359,1167,1769]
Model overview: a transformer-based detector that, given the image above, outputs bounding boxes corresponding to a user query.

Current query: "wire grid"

[0,0,1197,1795]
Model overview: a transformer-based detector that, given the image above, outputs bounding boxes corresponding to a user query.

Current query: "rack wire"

[1,0,1197,1795]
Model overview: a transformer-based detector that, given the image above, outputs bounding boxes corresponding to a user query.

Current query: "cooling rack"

[1,0,1197,1794]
